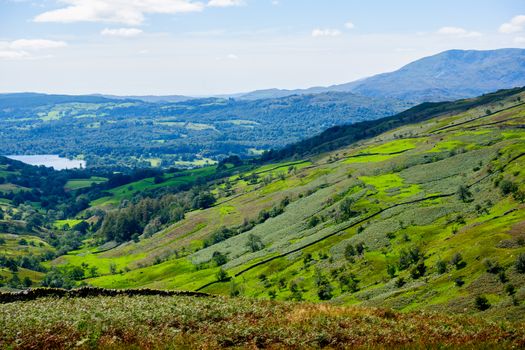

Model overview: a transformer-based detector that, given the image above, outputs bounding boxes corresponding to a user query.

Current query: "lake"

[6,155,86,170]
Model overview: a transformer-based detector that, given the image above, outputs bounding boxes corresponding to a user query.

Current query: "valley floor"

[1,293,525,349]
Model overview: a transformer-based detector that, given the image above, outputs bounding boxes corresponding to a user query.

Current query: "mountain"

[2,87,521,320]
[95,94,194,103]
[0,92,124,109]
[239,49,525,102]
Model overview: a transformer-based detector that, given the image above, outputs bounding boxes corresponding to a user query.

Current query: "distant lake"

[6,155,86,170]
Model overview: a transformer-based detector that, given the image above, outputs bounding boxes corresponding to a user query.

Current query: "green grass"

[64,176,107,190]
[53,219,84,229]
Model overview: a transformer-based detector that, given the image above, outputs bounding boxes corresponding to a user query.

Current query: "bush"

[516,253,525,273]
[483,259,502,274]
[436,260,447,274]
[450,253,466,269]
[344,244,356,261]
[457,185,472,203]
[246,234,264,252]
[505,284,516,296]
[475,295,490,311]
[455,277,465,287]
[499,180,518,196]
[410,260,426,279]
[307,216,320,228]
[216,268,229,282]
[386,264,396,278]
[212,251,228,266]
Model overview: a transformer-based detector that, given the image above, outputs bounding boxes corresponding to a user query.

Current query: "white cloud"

[499,15,525,34]
[312,28,341,38]
[101,28,143,37]
[515,37,525,45]
[0,50,30,59]
[344,21,355,29]
[0,39,67,50]
[0,39,67,60]
[436,26,482,38]
[227,53,238,59]
[207,0,244,7]
[34,0,206,25]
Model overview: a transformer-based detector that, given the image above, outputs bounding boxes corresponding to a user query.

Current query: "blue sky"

[1,0,524,95]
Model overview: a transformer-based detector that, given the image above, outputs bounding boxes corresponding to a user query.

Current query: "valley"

[1,87,524,323]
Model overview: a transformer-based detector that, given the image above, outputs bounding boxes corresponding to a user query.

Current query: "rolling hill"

[240,49,525,102]
[14,86,519,322]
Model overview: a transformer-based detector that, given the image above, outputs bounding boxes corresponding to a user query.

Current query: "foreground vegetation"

[1,293,525,349]
[1,87,525,327]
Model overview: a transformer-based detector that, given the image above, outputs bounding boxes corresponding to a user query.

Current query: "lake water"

[6,155,86,170]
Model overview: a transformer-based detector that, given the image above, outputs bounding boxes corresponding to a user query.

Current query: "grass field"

[1,294,524,349]
[64,176,107,190]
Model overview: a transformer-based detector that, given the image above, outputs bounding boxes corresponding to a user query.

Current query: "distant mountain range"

[3,49,524,105]
[237,48,525,102]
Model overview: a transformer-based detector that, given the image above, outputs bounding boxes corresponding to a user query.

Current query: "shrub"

[457,185,472,203]
[436,260,447,274]
[317,282,334,300]
[516,253,525,273]
[307,216,320,228]
[246,234,264,252]
[499,180,518,196]
[450,253,466,269]
[505,284,516,296]
[216,268,229,282]
[455,277,465,287]
[395,277,405,288]
[410,260,426,279]
[212,251,228,266]
[386,264,396,278]
[475,295,490,311]
[344,244,356,261]
[483,259,502,274]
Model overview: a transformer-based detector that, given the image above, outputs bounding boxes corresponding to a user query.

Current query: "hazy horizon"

[1,0,524,95]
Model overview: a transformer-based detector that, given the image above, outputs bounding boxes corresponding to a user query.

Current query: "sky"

[0,0,524,96]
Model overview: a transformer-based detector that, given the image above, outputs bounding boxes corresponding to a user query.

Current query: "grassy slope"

[2,294,525,349]
[56,89,525,319]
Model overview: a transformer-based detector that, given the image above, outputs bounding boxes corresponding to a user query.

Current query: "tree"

[475,295,490,311]
[386,264,396,278]
[450,253,466,269]
[22,277,32,288]
[457,185,472,203]
[344,244,356,261]
[483,259,501,274]
[216,268,229,282]
[317,281,334,300]
[410,260,426,279]
[307,216,320,228]
[246,234,264,252]
[436,260,447,274]
[499,180,518,196]
[516,253,525,273]
[212,251,228,266]
[109,262,117,274]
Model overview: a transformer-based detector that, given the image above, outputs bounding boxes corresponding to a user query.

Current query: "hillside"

[0,92,410,168]
[19,87,521,321]
[2,291,525,349]
[240,49,525,102]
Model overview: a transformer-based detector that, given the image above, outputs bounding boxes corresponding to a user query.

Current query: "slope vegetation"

[49,88,525,320]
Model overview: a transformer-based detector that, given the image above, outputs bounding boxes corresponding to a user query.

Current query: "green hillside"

[37,88,525,320]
